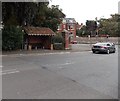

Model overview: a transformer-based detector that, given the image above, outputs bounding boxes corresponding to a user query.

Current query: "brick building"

[57,18,79,43]
[24,27,55,50]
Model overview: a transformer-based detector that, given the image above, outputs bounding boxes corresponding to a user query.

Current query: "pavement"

[1,43,118,56]
[2,49,90,56]
[2,44,92,56]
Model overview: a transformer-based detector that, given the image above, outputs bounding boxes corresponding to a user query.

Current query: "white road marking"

[43,62,75,69]
[57,62,75,69]
[0,69,20,75]
[0,65,3,68]
[2,69,17,72]
[60,62,74,66]
[2,71,20,75]
[44,62,75,67]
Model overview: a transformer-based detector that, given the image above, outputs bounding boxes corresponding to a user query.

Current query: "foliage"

[76,25,88,37]
[52,33,64,50]
[85,20,97,36]
[53,43,64,50]
[98,14,120,37]
[86,20,97,31]
[2,2,65,32]
[2,2,46,26]
[82,14,120,37]
[52,33,64,43]
[33,5,65,31]
[2,25,24,51]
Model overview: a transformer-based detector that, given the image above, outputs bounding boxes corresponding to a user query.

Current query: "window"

[67,24,74,30]
[107,44,110,46]
[70,25,74,29]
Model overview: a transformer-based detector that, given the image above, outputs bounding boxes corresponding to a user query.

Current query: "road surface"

[2,49,118,99]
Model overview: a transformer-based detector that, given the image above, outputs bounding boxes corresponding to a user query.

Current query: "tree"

[2,2,65,31]
[33,5,65,31]
[98,14,120,37]
[32,2,50,26]
[2,26,24,51]
[86,20,97,36]
[76,25,88,37]
[2,2,40,26]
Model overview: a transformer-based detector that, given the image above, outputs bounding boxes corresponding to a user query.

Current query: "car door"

[108,43,115,52]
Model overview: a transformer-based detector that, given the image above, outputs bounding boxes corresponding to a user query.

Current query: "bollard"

[51,44,53,50]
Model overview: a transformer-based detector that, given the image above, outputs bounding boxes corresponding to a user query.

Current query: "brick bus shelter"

[24,27,56,50]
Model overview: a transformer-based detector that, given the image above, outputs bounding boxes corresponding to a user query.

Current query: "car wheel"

[113,50,115,53]
[92,51,95,53]
[107,49,110,54]
[113,48,116,53]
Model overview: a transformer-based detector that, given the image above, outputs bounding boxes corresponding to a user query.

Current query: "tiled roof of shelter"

[24,27,56,36]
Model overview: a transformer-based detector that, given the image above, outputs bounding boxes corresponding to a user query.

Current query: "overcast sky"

[49,0,119,24]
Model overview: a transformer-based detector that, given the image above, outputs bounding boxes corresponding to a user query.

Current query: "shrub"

[53,43,64,50]
[52,34,65,50]
[2,25,24,51]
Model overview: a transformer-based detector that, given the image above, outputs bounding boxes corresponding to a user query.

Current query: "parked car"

[92,42,116,54]
[71,41,77,44]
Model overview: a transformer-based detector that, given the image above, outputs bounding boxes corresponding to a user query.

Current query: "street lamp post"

[95,17,99,42]
[22,30,24,50]
[0,21,4,30]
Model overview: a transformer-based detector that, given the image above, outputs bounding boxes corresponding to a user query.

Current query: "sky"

[49,0,119,24]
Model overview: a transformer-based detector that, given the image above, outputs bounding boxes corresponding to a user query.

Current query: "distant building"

[57,18,80,42]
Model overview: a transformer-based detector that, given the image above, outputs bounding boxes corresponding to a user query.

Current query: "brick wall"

[76,37,119,44]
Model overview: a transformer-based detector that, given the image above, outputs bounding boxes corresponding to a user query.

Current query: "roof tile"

[24,27,56,36]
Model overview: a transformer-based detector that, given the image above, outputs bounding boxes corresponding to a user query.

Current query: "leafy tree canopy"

[98,14,120,37]
[2,2,65,32]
